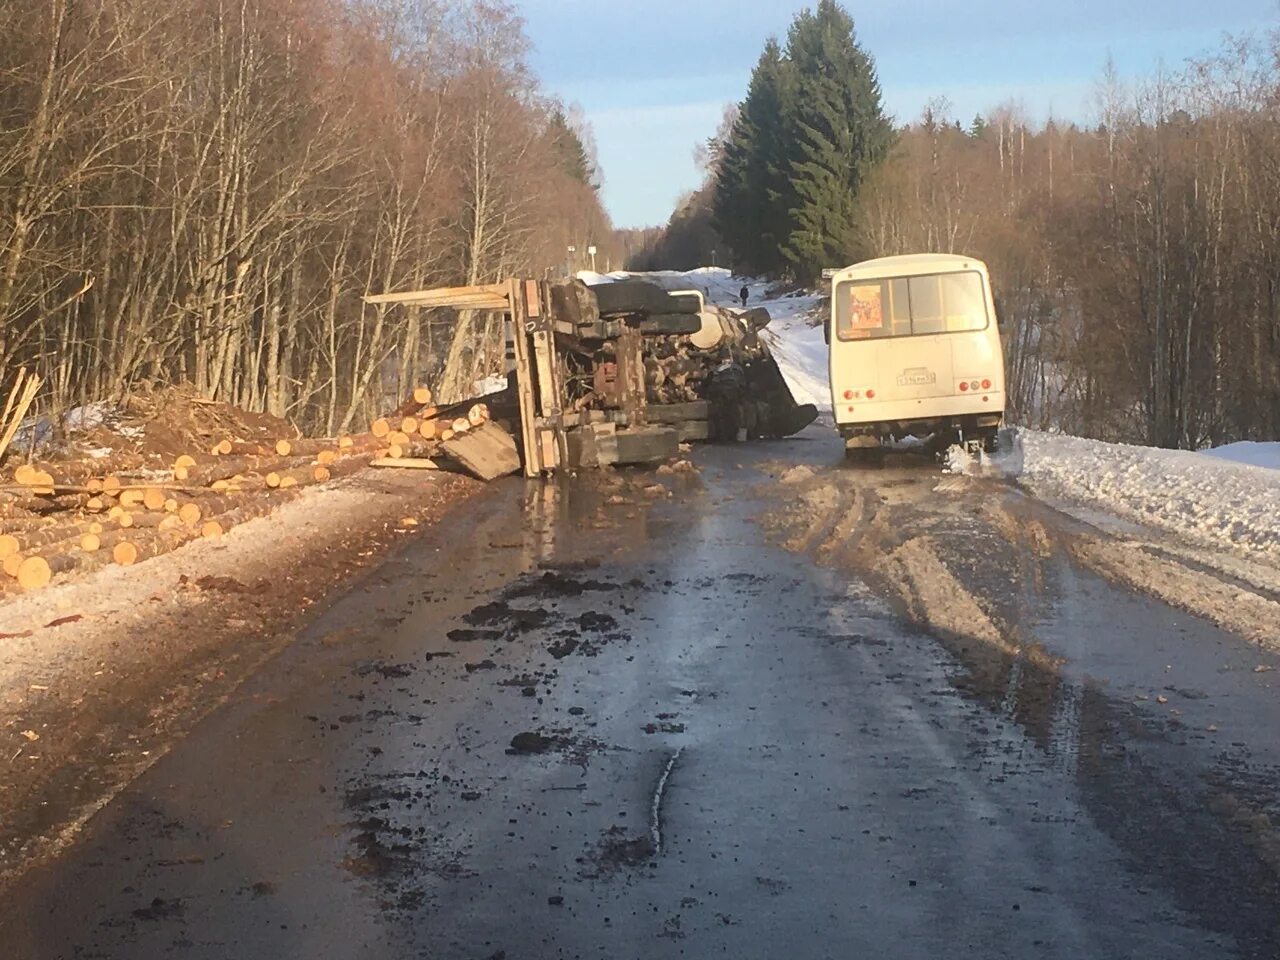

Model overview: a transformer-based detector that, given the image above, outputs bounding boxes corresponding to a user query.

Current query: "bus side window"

[908,275,944,334]
[888,278,911,337]
[941,272,987,331]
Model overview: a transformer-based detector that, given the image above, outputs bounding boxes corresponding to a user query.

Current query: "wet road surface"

[2,431,1279,958]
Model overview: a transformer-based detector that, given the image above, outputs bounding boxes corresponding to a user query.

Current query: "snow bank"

[1005,429,1280,565]
[1202,441,1280,472]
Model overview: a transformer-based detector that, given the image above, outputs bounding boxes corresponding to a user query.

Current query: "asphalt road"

[3,431,1279,959]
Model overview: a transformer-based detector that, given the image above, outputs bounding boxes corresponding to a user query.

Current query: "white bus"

[826,253,1005,454]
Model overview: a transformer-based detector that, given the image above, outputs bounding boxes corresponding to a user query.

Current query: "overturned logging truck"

[366,278,818,477]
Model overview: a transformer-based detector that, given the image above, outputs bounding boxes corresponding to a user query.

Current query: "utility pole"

[588,245,597,273]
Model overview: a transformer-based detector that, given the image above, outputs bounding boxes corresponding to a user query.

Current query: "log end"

[17,555,52,590]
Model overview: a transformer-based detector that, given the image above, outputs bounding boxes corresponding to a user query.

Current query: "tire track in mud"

[760,461,1280,958]
[983,490,1280,650]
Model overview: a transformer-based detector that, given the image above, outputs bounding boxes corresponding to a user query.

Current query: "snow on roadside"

[1002,429,1280,566]
[1201,441,1280,472]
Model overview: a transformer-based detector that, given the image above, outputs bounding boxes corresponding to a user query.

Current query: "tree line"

[638,2,1280,449]
[0,0,619,435]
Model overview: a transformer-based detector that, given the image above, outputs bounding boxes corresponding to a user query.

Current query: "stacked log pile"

[0,445,351,595]
[0,384,510,597]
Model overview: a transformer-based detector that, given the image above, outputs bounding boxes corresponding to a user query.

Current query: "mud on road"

[1,430,1279,959]
[764,447,1280,958]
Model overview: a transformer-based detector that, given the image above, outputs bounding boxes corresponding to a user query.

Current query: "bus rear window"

[836,271,988,340]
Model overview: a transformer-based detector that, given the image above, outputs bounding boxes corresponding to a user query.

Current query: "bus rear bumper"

[836,411,1003,441]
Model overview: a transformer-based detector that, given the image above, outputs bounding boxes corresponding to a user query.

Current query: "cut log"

[101,476,121,496]
[321,452,376,481]
[467,403,490,427]
[275,439,294,456]
[178,502,202,527]
[13,464,36,485]
[119,510,172,530]
[389,386,434,419]
[338,435,354,450]
[210,439,234,456]
[164,498,179,512]
[225,441,272,456]
[282,438,337,457]
[210,475,268,492]
[176,455,296,487]
[265,465,331,489]
[450,418,470,434]
[439,421,521,481]
[142,487,167,511]
[418,419,438,440]
[27,470,55,495]
[80,532,101,552]
[386,430,411,448]
[174,454,197,470]
[85,497,106,512]
[119,489,146,508]
[371,418,391,439]
[0,533,19,559]
[17,556,52,590]
[316,449,338,466]
[400,416,419,435]
[200,520,223,539]
[2,552,23,577]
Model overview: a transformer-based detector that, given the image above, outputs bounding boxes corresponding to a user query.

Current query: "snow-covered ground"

[999,430,1280,566]
[1201,440,1280,472]
[578,267,831,411]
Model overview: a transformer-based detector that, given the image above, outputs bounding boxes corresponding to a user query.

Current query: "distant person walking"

[739,284,749,308]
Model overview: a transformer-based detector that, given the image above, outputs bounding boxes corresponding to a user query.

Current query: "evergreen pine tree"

[548,107,597,189]
[779,0,893,282]
[713,38,789,276]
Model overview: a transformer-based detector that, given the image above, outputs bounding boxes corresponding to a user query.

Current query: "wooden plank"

[647,401,710,424]
[370,457,439,470]
[440,421,521,481]
[617,323,648,426]
[677,420,711,442]
[523,279,541,317]
[363,283,509,310]
[614,426,679,465]
[509,278,541,477]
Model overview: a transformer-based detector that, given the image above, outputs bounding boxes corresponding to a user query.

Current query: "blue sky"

[519,1,1279,228]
